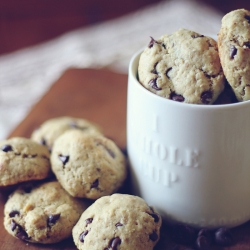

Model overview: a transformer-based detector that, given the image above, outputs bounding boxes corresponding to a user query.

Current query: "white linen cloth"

[0,0,223,140]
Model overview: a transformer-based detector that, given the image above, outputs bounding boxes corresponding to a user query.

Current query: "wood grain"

[1,68,250,250]
[7,68,128,148]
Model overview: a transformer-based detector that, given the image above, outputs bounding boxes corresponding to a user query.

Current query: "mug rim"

[129,49,250,111]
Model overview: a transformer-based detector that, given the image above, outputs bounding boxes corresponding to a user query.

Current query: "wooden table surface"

[1,68,250,249]
[0,68,128,250]
[2,0,250,249]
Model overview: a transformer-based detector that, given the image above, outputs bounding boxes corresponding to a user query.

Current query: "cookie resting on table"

[4,181,89,244]
[50,130,127,199]
[0,137,50,187]
[138,28,225,104]
[72,193,162,250]
[31,116,102,152]
[218,9,250,102]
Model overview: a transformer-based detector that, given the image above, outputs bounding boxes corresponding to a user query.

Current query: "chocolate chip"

[91,179,99,188]
[1,144,13,152]
[22,184,33,193]
[23,154,28,158]
[42,155,50,160]
[115,222,123,227]
[147,212,159,223]
[69,121,87,130]
[10,220,29,241]
[162,43,166,49]
[58,154,69,165]
[149,230,158,241]
[244,15,250,23]
[96,141,115,158]
[148,36,159,48]
[149,78,162,91]
[79,230,89,243]
[230,45,237,59]
[191,34,204,38]
[109,237,121,250]
[85,218,93,225]
[16,227,30,241]
[121,147,127,157]
[166,67,172,79]
[170,92,185,102]
[69,121,78,128]
[151,62,158,74]
[214,227,233,246]
[244,42,250,48]
[104,146,115,158]
[40,138,47,146]
[11,219,17,231]
[149,207,160,222]
[106,147,115,158]
[201,90,212,104]
[47,213,60,225]
[198,229,213,244]
[196,235,210,250]
[9,210,20,218]
[202,70,216,79]
[170,224,196,245]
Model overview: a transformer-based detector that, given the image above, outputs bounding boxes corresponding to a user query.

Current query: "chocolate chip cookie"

[138,28,225,104]
[50,130,127,199]
[31,116,102,152]
[72,193,162,250]
[218,9,250,101]
[4,181,89,244]
[0,137,51,187]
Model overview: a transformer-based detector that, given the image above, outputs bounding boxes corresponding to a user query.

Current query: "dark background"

[0,0,250,55]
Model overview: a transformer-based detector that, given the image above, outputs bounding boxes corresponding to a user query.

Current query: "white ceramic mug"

[127,49,250,229]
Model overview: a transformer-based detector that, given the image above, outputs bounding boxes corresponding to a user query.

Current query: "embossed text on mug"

[139,135,200,168]
[140,158,179,187]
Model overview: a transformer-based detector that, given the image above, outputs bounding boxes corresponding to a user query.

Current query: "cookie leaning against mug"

[218,9,250,101]
[138,28,225,104]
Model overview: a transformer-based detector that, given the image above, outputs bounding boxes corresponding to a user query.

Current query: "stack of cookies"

[0,116,162,250]
[1,7,250,250]
[138,9,250,105]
